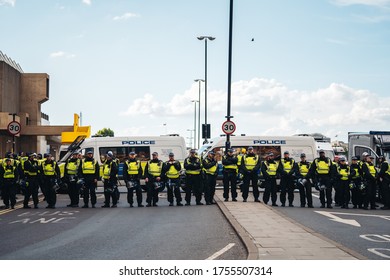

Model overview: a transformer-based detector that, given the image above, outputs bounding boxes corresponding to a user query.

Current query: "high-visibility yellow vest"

[299,162,310,176]
[338,166,350,181]
[223,156,237,170]
[203,158,217,175]
[148,161,162,177]
[281,158,295,173]
[315,158,331,174]
[351,166,360,179]
[82,159,97,175]
[42,161,57,176]
[185,158,201,175]
[3,166,16,179]
[365,163,377,177]
[166,164,180,179]
[265,161,278,176]
[66,159,80,175]
[103,162,113,179]
[244,155,258,171]
[25,160,39,176]
[126,160,140,175]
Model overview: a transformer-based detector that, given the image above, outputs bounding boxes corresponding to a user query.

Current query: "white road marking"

[206,243,235,260]
[315,211,361,227]
[367,248,390,259]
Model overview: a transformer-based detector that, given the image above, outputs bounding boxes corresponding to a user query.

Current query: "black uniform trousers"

[363,178,377,208]
[298,178,313,207]
[166,178,182,204]
[146,177,160,205]
[24,177,40,207]
[66,177,80,206]
[82,178,97,206]
[42,177,57,207]
[351,178,363,207]
[126,177,143,206]
[317,175,332,207]
[242,171,259,201]
[185,174,202,204]
[280,175,295,206]
[263,176,278,205]
[204,173,217,204]
[103,180,118,206]
[223,170,237,200]
[2,179,16,207]
[380,177,390,208]
[338,180,351,207]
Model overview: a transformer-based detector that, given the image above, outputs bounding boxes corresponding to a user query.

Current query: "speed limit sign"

[7,121,21,136]
[222,120,236,135]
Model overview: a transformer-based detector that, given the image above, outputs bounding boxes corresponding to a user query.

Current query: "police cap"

[129,151,136,155]
[284,151,289,155]
[190,149,196,153]
[152,152,158,156]
[227,148,234,153]
[247,146,254,150]
[169,152,174,157]
[5,158,11,162]
[319,149,325,153]
[300,153,306,157]
[351,156,358,160]
[339,156,346,161]
[86,150,93,154]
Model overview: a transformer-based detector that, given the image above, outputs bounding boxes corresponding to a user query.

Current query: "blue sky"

[1,0,390,145]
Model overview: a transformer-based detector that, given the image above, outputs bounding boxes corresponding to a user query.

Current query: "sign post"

[7,119,20,153]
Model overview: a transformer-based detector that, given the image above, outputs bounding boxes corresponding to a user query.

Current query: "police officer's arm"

[0,166,4,184]
[378,162,389,178]
[361,163,372,180]
[253,157,261,173]
[202,158,213,169]
[55,162,61,180]
[110,162,118,181]
[349,166,356,179]
[173,161,181,171]
[277,161,286,176]
[138,161,143,178]
[94,161,100,181]
[289,161,298,176]
[261,162,270,179]
[122,161,128,182]
[183,158,191,170]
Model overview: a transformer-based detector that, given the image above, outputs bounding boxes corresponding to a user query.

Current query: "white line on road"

[206,243,235,260]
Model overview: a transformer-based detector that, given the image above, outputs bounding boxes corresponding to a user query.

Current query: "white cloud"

[49,51,76,59]
[120,77,390,141]
[82,0,91,5]
[113,12,140,21]
[0,0,15,6]
[331,0,390,8]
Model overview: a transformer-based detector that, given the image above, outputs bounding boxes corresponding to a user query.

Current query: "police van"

[198,135,318,178]
[59,134,187,178]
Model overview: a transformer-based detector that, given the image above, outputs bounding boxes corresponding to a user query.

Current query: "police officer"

[350,156,363,209]
[162,152,183,206]
[144,152,163,207]
[261,152,279,206]
[378,156,390,210]
[22,153,40,209]
[240,146,261,202]
[78,150,99,208]
[123,151,144,207]
[222,148,238,202]
[184,149,203,205]
[101,153,118,208]
[336,157,354,209]
[278,151,297,207]
[296,153,313,208]
[0,158,18,209]
[40,154,60,209]
[361,155,377,210]
[202,151,218,205]
[309,150,333,209]
[65,152,81,207]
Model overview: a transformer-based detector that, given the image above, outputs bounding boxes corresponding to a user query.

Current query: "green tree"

[94,128,114,137]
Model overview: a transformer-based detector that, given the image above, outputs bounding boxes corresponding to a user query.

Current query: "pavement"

[214,189,367,260]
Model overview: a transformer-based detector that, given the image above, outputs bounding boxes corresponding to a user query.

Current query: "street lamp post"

[194,79,204,149]
[226,0,234,152]
[197,36,215,144]
[191,100,199,149]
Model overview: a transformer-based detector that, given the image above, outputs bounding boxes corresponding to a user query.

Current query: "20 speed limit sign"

[222,120,236,135]
[7,121,21,136]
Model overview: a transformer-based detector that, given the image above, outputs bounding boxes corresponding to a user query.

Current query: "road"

[0,191,247,260]
[274,191,390,259]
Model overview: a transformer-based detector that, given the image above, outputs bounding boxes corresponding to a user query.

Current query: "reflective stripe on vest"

[315,159,331,174]
[265,162,278,176]
[66,160,80,175]
[237,155,243,166]
[185,158,201,175]
[223,156,237,170]
[166,165,180,179]
[281,159,294,172]
[203,158,217,175]
[103,162,112,179]
[82,160,96,174]
[127,161,140,175]
[3,166,16,179]
[244,155,258,171]
[43,162,57,176]
[299,162,310,176]
[338,166,349,181]
[352,167,360,179]
[148,161,162,177]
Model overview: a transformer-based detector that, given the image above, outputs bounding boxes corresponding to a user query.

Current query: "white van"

[59,134,187,178]
[198,135,318,177]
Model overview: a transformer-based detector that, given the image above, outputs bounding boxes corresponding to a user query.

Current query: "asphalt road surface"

[0,191,247,260]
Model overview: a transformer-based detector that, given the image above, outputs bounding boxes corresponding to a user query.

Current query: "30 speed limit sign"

[7,121,21,136]
[222,120,236,135]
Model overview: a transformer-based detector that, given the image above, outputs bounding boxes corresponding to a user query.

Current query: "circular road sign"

[7,121,21,136]
[222,120,236,135]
